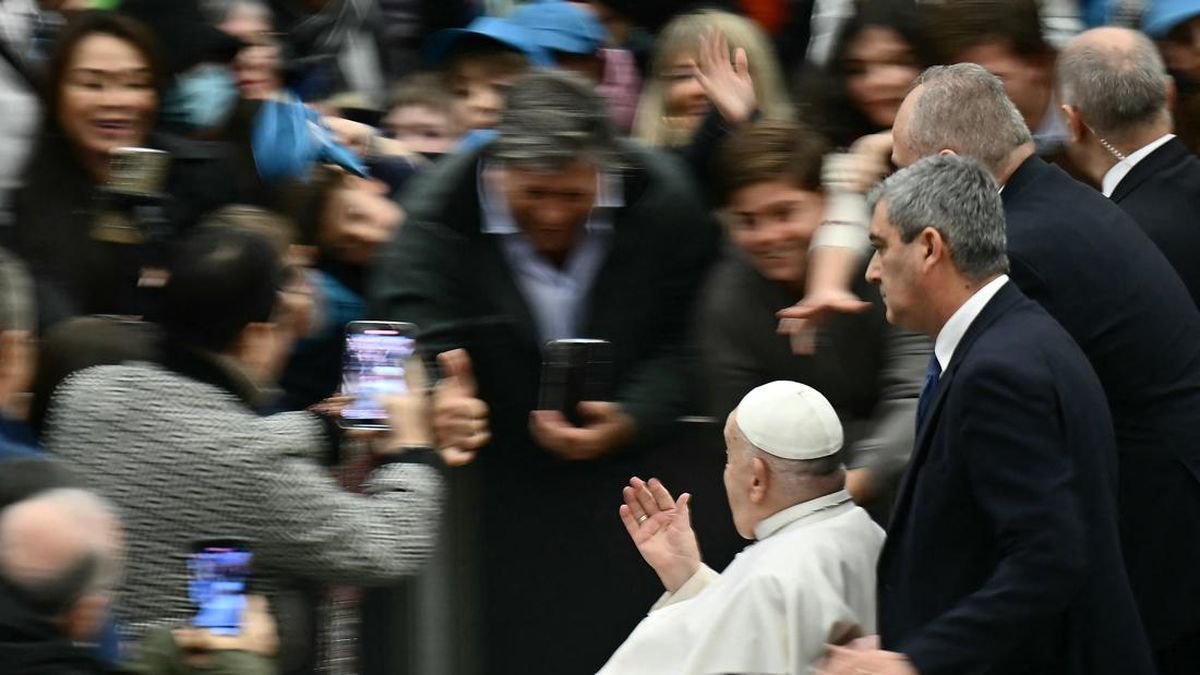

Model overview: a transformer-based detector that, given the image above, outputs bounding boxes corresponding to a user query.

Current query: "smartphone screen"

[189,540,252,636]
[341,321,418,428]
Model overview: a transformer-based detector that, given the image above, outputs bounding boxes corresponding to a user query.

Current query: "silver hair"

[0,489,122,613]
[0,247,34,334]
[488,69,623,172]
[908,64,1033,173]
[869,154,1010,282]
[1057,31,1169,137]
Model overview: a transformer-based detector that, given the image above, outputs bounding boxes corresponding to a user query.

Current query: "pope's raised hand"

[619,477,701,593]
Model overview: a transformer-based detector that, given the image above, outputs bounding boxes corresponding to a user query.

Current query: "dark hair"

[43,11,169,125]
[926,0,1049,63]
[444,38,529,81]
[154,225,284,352]
[489,69,621,171]
[803,0,933,146]
[716,120,830,205]
[388,72,456,116]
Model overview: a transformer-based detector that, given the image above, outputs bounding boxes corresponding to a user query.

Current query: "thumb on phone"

[437,349,476,398]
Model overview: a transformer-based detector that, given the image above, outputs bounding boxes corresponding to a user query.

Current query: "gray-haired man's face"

[501,160,599,265]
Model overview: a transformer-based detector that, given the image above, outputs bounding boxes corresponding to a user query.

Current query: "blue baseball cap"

[511,2,609,57]
[1144,0,1200,38]
[424,16,554,68]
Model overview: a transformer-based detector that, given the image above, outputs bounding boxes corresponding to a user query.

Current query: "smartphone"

[188,539,253,636]
[340,321,419,429]
[108,147,171,198]
[537,339,615,426]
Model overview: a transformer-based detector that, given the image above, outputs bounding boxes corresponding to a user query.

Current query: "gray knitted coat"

[44,362,443,666]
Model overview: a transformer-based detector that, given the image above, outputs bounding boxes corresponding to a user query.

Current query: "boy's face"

[449,60,522,131]
[385,104,460,155]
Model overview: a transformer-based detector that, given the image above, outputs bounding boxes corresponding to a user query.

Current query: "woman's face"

[662,51,709,135]
[222,8,282,100]
[843,26,920,129]
[58,33,157,160]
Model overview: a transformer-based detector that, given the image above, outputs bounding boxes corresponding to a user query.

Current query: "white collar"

[753,489,854,540]
[933,275,1010,374]
[1101,134,1175,198]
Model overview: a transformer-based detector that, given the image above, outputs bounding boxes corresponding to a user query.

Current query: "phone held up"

[189,539,253,636]
[340,321,419,430]
[538,339,615,426]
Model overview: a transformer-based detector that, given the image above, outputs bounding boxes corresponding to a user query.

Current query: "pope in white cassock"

[598,381,886,675]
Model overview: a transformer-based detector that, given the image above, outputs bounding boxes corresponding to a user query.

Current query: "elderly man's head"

[866,155,1009,336]
[722,381,846,539]
[0,489,122,642]
[1057,28,1174,184]
[488,69,621,266]
[892,63,1034,176]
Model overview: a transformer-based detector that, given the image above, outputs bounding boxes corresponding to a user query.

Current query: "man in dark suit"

[886,63,1200,673]
[1058,26,1200,307]
[368,71,721,674]
[822,154,1154,675]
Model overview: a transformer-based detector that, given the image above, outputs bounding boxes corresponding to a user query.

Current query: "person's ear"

[1060,104,1087,143]
[233,322,278,379]
[937,148,958,158]
[918,227,944,273]
[749,456,769,504]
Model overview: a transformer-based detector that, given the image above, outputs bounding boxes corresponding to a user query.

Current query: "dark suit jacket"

[1110,137,1200,308]
[368,143,721,675]
[1002,155,1200,648]
[879,282,1155,675]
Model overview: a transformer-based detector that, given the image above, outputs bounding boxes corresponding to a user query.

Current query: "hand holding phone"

[189,539,253,636]
[340,321,419,430]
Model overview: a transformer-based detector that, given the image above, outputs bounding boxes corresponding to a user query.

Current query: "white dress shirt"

[1101,134,1175,198]
[934,275,1010,375]
[598,491,884,675]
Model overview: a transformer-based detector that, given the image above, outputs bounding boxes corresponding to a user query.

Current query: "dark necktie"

[915,355,943,435]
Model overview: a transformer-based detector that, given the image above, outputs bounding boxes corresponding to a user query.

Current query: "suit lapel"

[883,283,1026,536]
[1109,138,1188,203]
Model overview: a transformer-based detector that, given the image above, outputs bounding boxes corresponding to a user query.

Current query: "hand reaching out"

[619,477,701,593]
[694,29,756,126]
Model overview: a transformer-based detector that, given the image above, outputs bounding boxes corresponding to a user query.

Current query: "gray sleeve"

[252,451,444,586]
[846,326,931,484]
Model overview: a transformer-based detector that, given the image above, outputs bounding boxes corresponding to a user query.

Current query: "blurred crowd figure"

[0,0,1198,674]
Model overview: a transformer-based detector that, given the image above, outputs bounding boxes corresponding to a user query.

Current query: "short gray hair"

[1057,31,1169,138]
[870,154,1009,282]
[0,247,34,334]
[0,489,121,616]
[909,64,1033,173]
[489,69,622,172]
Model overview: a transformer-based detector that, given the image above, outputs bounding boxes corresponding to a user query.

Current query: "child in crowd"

[383,73,464,157]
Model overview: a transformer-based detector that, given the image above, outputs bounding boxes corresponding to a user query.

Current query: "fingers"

[438,446,478,467]
[676,492,692,524]
[618,503,640,538]
[647,477,675,511]
[622,485,647,520]
[733,46,749,79]
[437,349,476,397]
[403,353,429,395]
[578,400,616,423]
[630,476,659,518]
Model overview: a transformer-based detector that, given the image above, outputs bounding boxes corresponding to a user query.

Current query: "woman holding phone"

[6,11,239,331]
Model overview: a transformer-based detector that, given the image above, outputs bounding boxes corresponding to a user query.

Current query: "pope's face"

[723,411,758,540]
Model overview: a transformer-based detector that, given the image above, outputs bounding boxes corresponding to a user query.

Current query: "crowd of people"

[0,0,1199,674]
